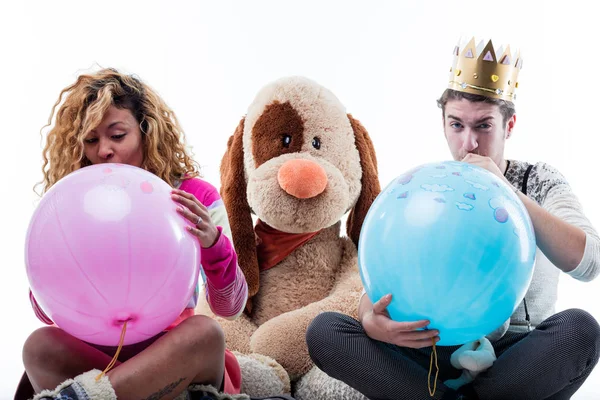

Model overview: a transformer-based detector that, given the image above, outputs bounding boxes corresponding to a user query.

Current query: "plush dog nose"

[277,159,328,199]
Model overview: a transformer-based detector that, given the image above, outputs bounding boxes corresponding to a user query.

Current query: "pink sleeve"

[29,290,53,325]
[201,227,248,319]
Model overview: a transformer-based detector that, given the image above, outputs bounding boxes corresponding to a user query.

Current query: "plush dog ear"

[220,117,260,311]
[346,114,381,247]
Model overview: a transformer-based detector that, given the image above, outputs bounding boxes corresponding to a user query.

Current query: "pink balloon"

[25,163,201,345]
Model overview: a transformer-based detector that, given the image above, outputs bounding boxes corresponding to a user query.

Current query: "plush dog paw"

[235,352,291,397]
[294,366,367,400]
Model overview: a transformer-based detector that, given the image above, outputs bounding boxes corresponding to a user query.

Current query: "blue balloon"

[358,161,536,346]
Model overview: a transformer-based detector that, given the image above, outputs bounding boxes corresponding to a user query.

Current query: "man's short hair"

[437,89,516,125]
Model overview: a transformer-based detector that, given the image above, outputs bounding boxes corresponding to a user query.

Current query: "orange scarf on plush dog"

[255,220,321,271]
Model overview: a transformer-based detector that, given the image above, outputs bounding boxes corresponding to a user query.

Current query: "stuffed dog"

[199,76,380,399]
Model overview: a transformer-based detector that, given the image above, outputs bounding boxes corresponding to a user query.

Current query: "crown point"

[483,51,494,62]
[449,37,521,101]
[515,82,519,88]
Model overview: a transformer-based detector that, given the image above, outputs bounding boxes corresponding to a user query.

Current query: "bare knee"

[175,315,225,356]
[23,327,71,372]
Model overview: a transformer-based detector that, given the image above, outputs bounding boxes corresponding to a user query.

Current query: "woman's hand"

[171,189,219,248]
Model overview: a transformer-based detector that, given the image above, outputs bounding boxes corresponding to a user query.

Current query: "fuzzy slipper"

[32,369,116,400]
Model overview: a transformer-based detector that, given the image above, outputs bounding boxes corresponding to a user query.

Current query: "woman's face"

[83,105,144,167]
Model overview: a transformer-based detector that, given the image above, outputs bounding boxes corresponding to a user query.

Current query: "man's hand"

[461,153,507,183]
[361,294,439,348]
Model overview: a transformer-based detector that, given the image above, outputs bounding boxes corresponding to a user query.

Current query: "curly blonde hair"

[38,68,199,193]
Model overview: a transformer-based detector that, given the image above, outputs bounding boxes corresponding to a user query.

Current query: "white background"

[1,0,598,398]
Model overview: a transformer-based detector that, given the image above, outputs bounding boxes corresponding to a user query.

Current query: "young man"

[306,38,600,400]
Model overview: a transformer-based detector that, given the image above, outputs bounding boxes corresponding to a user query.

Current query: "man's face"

[443,99,515,167]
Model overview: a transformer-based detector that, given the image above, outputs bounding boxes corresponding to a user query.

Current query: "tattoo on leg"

[141,377,187,400]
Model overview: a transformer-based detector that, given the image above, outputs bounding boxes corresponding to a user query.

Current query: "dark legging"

[306,309,600,400]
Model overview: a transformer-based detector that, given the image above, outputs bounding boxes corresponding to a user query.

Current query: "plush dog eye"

[282,134,292,148]
[312,137,321,150]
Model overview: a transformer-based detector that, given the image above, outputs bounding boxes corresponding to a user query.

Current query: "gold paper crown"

[448,37,522,101]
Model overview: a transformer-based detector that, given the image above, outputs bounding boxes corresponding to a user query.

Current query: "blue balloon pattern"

[358,161,536,345]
